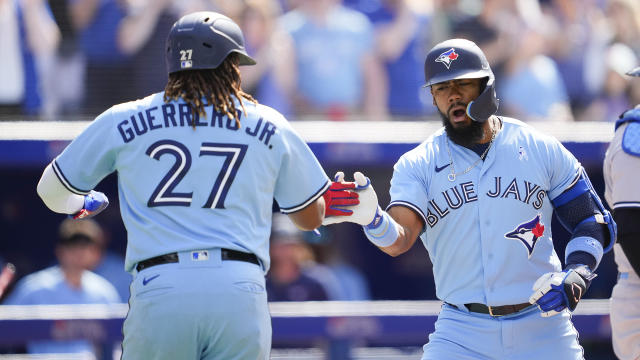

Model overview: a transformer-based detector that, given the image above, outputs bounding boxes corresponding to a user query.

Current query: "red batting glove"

[323,172,359,217]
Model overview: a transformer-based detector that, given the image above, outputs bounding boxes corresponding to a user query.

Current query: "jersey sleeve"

[53,108,119,194]
[387,150,430,228]
[274,121,330,214]
[545,135,582,201]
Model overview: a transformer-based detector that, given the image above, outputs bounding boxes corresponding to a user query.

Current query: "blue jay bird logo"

[505,214,545,258]
[435,48,459,69]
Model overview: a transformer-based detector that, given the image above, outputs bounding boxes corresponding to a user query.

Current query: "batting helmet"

[165,11,256,75]
[424,38,499,123]
[627,66,640,77]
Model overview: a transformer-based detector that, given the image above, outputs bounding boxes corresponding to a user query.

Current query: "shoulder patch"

[622,122,640,157]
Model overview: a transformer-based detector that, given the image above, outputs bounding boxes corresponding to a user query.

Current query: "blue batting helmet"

[424,38,499,123]
[165,12,256,75]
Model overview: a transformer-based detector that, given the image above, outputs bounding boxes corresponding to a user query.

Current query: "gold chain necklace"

[445,122,497,182]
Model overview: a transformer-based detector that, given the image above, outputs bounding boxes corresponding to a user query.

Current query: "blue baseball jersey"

[53,93,330,273]
[388,117,580,305]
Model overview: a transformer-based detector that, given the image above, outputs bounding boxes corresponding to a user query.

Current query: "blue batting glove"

[529,264,596,317]
[72,190,109,219]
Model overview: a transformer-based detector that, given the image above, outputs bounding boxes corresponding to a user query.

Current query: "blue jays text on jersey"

[116,102,277,148]
[424,177,547,228]
[387,117,581,306]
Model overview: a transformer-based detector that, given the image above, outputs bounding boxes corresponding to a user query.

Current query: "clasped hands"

[322,171,379,226]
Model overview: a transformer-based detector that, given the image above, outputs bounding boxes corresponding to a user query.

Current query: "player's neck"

[478,116,499,144]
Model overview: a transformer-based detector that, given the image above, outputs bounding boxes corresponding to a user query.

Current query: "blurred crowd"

[2,0,639,122]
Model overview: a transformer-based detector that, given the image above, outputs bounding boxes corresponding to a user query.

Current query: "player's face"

[431,78,482,128]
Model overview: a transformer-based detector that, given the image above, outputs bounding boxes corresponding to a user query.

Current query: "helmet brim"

[423,69,492,87]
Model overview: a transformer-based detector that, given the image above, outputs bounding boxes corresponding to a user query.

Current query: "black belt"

[136,249,259,272]
[448,302,532,317]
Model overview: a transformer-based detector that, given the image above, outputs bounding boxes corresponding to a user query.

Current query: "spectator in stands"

[3,218,120,357]
[362,0,436,116]
[280,0,388,120]
[498,8,573,121]
[581,43,638,123]
[75,218,131,302]
[116,0,206,100]
[39,0,85,118]
[266,214,329,301]
[451,0,514,89]
[239,0,296,117]
[308,227,371,301]
[605,0,640,56]
[542,0,610,115]
[0,0,60,117]
[71,0,132,114]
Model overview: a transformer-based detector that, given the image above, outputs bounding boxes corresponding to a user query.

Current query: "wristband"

[565,236,603,270]
[363,207,399,248]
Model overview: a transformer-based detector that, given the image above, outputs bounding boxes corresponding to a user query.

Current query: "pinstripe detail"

[386,201,427,226]
[613,202,640,209]
[279,180,331,214]
[52,160,90,195]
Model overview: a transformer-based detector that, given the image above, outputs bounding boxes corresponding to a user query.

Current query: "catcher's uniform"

[389,117,585,359]
[604,111,640,360]
[51,93,330,359]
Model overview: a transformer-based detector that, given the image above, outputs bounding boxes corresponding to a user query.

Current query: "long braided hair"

[163,53,256,127]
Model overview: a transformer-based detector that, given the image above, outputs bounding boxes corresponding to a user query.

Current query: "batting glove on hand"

[72,190,109,219]
[529,264,596,317]
[323,171,379,226]
[322,172,359,219]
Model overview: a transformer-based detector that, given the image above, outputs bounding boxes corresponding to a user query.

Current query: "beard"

[438,103,485,148]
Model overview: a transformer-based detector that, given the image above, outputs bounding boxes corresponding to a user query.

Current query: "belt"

[136,248,260,272]
[448,302,532,317]
[619,272,629,280]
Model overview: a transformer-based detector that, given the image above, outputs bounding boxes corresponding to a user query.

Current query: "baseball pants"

[611,271,640,360]
[122,248,271,360]
[422,303,583,360]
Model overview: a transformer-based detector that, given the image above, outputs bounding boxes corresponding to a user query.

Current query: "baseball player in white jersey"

[604,66,640,360]
[35,12,359,360]
[326,39,617,359]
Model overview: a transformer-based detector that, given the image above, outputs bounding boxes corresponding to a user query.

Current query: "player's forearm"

[36,163,85,214]
[288,197,325,231]
[377,223,415,257]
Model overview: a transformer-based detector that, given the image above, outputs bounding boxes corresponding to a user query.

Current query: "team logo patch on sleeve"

[435,48,459,69]
[504,214,544,258]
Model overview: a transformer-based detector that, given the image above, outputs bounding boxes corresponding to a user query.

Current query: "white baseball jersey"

[388,117,580,306]
[604,116,640,360]
[53,93,330,273]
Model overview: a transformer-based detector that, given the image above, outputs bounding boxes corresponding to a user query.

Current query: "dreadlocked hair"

[163,53,256,128]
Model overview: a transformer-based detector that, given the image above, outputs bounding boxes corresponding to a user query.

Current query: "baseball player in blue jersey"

[35,12,358,360]
[327,39,617,359]
[603,66,640,360]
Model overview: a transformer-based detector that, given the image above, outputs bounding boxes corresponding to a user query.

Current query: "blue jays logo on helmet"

[435,48,459,69]
[505,214,545,258]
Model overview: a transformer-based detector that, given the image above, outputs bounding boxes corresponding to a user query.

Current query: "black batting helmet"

[424,38,499,123]
[627,66,640,77]
[165,11,256,75]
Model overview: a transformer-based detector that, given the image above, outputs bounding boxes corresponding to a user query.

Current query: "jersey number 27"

[145,140,247,209]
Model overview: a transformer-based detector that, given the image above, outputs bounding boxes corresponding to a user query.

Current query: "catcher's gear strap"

[37,162,85,214]
[552,168,616,259]
[613,207,640,277]
[363,207,399,248]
